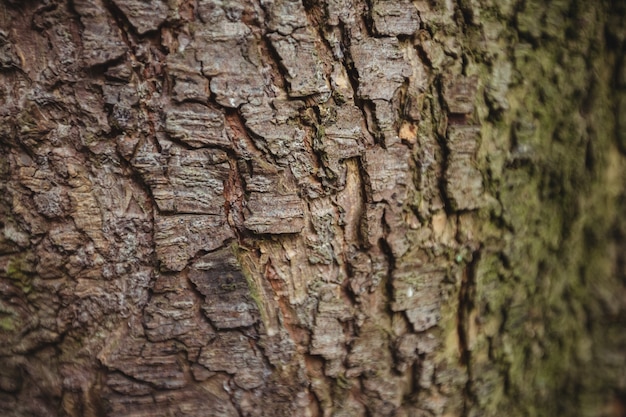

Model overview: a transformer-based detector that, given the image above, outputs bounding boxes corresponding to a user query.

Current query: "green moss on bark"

[462,0,626,415]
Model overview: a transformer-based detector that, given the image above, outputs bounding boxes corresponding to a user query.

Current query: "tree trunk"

[0,0,624,416]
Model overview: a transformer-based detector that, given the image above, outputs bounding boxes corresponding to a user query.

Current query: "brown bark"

[0,0,624,416]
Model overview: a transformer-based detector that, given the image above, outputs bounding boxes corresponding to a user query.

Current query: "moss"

[0,316,15,332]
[331,373,354,408]
[335,373,351,390]
[5,254,34,294]
[6,261,28,282]
[457,0,625,414]
[233,244,270,326]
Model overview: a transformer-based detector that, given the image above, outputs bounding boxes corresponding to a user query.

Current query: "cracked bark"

[0,0,625,416]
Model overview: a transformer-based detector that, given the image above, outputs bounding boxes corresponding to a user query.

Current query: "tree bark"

[0,0,624,416]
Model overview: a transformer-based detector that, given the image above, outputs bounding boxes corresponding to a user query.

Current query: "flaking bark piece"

[106,385,239,416]
[155,215,234,271]
[111,0,169,35]
[99,340,186,390]
[350,37,411,101]
[371,0,420,36]
[316,105,366,181]
[73,0,128,66]
[243,192,305,234]
[392,265,445,332]
[264,0,309,35]
[443,75,479,115]
[132,142,230,215]
[197,331,266,390]
[364,144,411,204]
[444,125,484,210]
[193,2,266,107]
[166,48,210,103]
[164,103,230,149]
[268,30,329,97]
[144,291,206,343]
[189,248,259,329]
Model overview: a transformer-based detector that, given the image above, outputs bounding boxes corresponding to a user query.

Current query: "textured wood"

[111,0,170,34]
[132,141,230,214]
[268,30,330,97]
[444,125,484,210]
[189,248,260,329]
[0,1,624,417]
[350,37,411,101]
[370,0,420,36]
[164,103,230,149]
[155,214,234,271]
[73,0,128,66]
[243,193,305,234]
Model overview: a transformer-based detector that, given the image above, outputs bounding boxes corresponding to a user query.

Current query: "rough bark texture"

[0,0,624,416]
